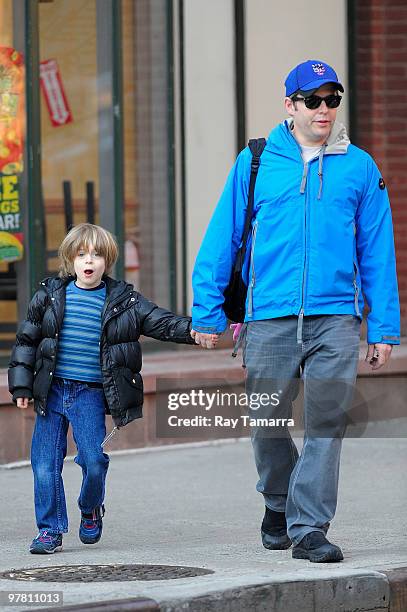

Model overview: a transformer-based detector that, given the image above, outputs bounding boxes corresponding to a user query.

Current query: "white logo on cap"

[312,63,326,76]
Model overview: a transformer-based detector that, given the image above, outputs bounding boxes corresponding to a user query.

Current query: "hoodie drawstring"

[232,322,247,358]
[317,144,327,200]
[300,162,308,194]
[299,144,327,198]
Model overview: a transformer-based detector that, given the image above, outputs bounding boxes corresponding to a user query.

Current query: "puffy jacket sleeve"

[137,295,195,345]
[191,148,251,333]
[355,156,400,345]
[8,287,48,401]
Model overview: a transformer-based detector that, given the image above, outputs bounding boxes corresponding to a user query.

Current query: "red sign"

[40,59,73,127]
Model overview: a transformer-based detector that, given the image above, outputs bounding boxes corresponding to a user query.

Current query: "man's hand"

[16,397,30,409]
[190,329,220,349]
[365,343,393,371]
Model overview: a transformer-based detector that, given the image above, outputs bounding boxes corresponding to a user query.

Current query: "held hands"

[190,329,220,349]
[365,343,392,371]
[190,323,243,348]
[16,397,30,409]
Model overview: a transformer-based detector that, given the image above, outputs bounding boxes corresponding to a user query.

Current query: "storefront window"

[0,0,176,363]
[39,0,100,274]
[0,0,25,360]
[122,0,139,290]
[122,0,174,310]
[39,0,175,308]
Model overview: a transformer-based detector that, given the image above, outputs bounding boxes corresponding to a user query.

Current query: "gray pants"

[244,315,360,545]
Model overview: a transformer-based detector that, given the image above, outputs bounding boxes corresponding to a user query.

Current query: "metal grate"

[0,564,214,583]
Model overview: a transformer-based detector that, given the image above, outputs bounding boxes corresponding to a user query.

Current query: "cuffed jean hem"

[78,500,106,515]
[35,526,67,535]
[78,506,102,514]
[263,494,288,513]
[289,526,328,546]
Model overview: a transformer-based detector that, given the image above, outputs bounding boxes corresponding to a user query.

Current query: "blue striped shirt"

[54,281,106,383]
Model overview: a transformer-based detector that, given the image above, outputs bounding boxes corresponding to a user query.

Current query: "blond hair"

[58,223,119,278]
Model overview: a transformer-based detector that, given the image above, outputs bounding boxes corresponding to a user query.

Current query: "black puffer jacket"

[8,276,195,426]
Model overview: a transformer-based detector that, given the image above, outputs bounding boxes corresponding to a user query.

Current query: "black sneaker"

[292,531,343,563]
[261,507,291,550]
[79,505,105,544]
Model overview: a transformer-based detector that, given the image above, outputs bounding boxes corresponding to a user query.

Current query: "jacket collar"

[40,275,132,299]
[265,119,350,157]
[40,276,72,293]
[284,118,350,155]
[103,276,133,301]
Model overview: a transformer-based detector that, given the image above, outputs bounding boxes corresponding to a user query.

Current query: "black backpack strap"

[248,137,267,158]
[236,137,267,271]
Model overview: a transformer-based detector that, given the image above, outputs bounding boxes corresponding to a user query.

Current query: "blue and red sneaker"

[79,505,105,544]
[30,530,63,554]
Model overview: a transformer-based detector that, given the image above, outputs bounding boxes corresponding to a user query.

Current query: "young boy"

[8,223,217,554]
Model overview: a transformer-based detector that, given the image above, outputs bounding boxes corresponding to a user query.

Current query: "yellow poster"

[0,46,25,174]
[0,173,23,262]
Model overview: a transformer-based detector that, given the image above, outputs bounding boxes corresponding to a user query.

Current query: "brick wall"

[355,0,407,335]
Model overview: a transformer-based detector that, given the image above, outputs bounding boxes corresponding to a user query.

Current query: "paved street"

[0,433,407,611]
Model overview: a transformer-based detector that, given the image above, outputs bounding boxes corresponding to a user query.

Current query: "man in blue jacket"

[191,60,400,562]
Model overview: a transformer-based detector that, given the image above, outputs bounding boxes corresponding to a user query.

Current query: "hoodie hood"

[267,118,350,155]
[266,119,351,199]
[315,119,350,155]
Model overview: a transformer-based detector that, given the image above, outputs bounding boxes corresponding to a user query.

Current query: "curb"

[29,598,159,612]
[159,568,407,612]
[21,567,407,612]
[159,572,390,612]
[381,568,407,612]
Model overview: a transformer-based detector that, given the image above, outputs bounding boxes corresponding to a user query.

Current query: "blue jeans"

[245,315,360,545]
[31,379,109,534]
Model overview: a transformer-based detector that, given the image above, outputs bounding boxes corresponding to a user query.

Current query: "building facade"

[0,0,405,368]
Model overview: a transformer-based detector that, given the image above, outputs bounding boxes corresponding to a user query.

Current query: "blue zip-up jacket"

[192,120,400,345]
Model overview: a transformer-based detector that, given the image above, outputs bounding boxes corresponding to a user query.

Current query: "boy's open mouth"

[84,269,94,276]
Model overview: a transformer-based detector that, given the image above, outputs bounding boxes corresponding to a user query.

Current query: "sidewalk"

[1,337,407,465]
[1,435,407,611]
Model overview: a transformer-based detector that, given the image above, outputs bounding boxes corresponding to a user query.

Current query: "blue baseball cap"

[285,60,344,97]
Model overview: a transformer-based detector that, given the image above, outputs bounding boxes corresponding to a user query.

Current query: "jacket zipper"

[101,287,128,322]
[99,293,136,430]
[352,222,361,318]
[99,295,136,382]
[101,292,134,330]
[247,220,258,317]
[39,283,63,415]
[353,261,361,317]
[297,162,309,344]
[41,283,62,335]
[100,298,136,380]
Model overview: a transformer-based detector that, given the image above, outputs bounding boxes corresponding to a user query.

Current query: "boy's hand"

[191,329,219,349]
[16,397,30,409]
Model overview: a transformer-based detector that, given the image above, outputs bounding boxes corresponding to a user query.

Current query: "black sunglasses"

[291,93,342,110]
